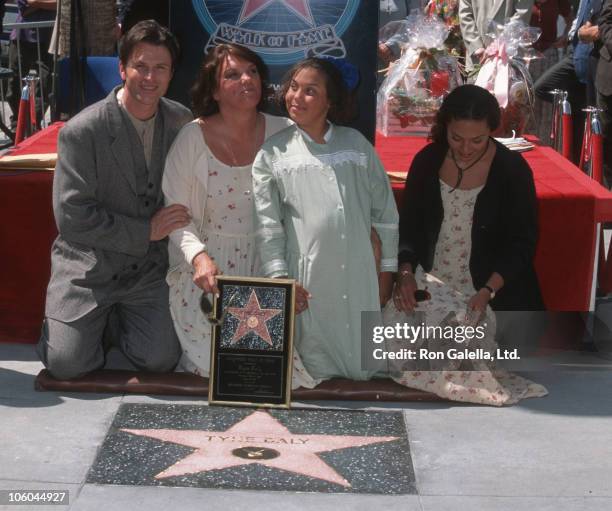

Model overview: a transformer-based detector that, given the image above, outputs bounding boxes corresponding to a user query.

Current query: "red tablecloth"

[1,126,611,343]
[376,133,612,312]
[7,122,64,157]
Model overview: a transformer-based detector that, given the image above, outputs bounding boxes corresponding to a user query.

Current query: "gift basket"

[425,0,465,58]
[377,15,462,137]
[474,16,541,137]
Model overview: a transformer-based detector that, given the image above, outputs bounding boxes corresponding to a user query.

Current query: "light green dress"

[252,124,399,381]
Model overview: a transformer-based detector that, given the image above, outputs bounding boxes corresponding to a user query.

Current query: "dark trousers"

[7,39,53,125]
[534,49,589,164]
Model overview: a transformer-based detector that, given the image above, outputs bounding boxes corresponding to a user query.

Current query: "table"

[376,133,612,312]
[1,126,610,343]
[0,125,62,343]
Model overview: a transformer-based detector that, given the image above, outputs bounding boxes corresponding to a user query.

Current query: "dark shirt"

[398,140,544,311]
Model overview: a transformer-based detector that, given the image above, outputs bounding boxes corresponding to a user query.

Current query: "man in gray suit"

[459,0,534,71]
[37,20,192,379]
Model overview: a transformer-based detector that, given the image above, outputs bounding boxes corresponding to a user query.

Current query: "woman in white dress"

[161,43,316,388]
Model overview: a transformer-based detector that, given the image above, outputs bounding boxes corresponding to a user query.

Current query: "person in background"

[595,0,612,188]
[7,0,56,128]
[378,0,426,63]
[49,0,119,57]
[534,0,603,163]
[458,0,535,72]
[528,0,574,145]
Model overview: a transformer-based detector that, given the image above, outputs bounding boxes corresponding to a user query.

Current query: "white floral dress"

[162,117,319,389]
[385,180,548,405]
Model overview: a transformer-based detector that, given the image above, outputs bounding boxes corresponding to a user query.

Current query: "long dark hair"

[429,85,501,144]
[191,43,269,118]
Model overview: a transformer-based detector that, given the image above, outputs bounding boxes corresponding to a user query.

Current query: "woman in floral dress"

[162,43,317,388]
[388,84,548,405]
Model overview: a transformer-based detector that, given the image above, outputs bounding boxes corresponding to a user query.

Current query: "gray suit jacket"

[45,88,192,322]
[459,0,534,70]
[596,0,612,95]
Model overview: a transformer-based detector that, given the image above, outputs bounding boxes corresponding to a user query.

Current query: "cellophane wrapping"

[377,15,462,137]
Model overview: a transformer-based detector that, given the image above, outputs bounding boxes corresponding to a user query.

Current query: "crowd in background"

[379,0,611,187]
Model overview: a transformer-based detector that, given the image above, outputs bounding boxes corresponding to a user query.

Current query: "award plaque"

[208,276,295,408]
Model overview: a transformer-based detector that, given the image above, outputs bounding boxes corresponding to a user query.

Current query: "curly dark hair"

[429,85,501,144]
[277,58,352,124]
[119,20,180,70]
[191,43,269,118]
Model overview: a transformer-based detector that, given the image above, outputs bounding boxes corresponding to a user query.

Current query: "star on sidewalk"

[238,0,315,27]
[121,410,399,487]
[226,289,282,346]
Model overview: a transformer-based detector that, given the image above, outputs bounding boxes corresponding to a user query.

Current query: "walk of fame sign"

[168,0,378,141]
[209,276,295,408]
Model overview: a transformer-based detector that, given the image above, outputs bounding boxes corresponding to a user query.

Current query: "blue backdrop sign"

[168,0,378,140]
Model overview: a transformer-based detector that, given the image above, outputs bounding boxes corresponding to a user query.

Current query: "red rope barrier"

[562,113,573,161]
[14,87,29,145]
[591,133,603,185]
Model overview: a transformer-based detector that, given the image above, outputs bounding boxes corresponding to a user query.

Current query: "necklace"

[200,114,262,167]
[448,138,490,192]
[221,114,261,167]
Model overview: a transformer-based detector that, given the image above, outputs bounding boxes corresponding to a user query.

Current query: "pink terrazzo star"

[122,410,398,487]
[238,0,315,26]
[226,290,281,346]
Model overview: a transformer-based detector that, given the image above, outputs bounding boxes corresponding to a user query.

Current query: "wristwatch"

[483,285,496,299]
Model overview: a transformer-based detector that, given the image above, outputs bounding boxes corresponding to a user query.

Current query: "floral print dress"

[385,180,547,405]
[165,120,318,390]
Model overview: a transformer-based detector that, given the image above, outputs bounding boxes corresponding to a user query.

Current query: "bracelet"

[397,270,413,281]
[483,285,496,299]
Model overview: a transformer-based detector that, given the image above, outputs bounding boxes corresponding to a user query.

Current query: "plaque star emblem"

[122,410,398,487]
[226,290,282,346]
[238,0,315,27]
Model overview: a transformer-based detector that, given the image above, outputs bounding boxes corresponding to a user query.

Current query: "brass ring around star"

[232,446,280,460]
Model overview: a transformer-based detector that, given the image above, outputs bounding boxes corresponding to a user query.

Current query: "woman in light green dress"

[252,58,399,381]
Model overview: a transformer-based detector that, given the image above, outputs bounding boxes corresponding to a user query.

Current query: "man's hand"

[150,204,190,241]
[578,21,599,43]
